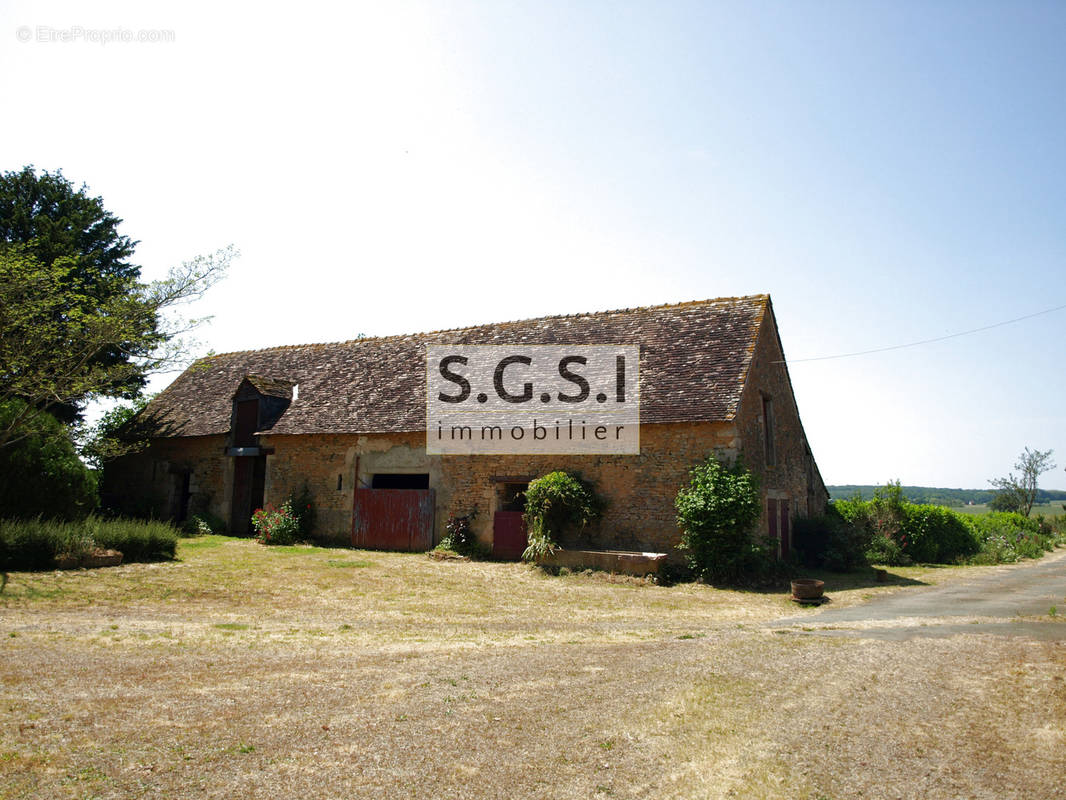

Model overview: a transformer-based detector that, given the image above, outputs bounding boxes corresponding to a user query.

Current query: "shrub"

[0,516,177,570]
[251,502,300,545]
[674,456,765,582]
[522,471,603,561]
[902,504,979,563]
[0,518,84,570]
[832,481,978,564]
[90,517,178,561]
[864,533,911,566]
[287,484,316,539]
[968,511,1057,564]
[181,512,226,536]
[437,507,483,556]
[0,399,98,521]
[792,505,870,571]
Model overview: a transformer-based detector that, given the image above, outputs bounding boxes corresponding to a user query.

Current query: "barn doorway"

[230,455,266,535]
[352,485,435,551]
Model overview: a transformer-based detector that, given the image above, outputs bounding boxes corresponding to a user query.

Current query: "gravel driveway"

[773,548,1066,640]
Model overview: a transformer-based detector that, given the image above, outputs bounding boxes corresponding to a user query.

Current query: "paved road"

[771,548,1066,640]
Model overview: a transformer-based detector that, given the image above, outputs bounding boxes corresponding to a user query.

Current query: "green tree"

[0,241,233,450]
[0,399,97,520]
[989,447,1056,518]
[79,395,154,469]
[0,166,233,442]
[674,455,763,580]
[988,491,1023,513]
[0,167,142,420]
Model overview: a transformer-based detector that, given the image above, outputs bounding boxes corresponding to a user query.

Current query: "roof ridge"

[196,294,771,360]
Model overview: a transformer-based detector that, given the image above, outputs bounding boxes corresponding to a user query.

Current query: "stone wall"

[259,423,736,555]
[734,309,829,535]
[102,435,229,523]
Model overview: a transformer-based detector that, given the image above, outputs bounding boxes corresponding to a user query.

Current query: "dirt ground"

[1,538,1063,799]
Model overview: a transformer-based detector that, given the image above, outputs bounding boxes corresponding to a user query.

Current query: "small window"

[762,395,776,466]
[337,473,343,491]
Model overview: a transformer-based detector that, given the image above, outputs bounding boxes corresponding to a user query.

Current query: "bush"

[864,533,911,566]
[90,517,178,561]
[968,511,1057,564]
[181,511,226,536]
[902,504,979,563]
[287,484,316,539]
[792,506,870,571]
[437,508,484,557]
[674,456,766,582]
[832,482,978,564]
[0,516,177,570]
[522,472,603,561]
[0,399,98,520]
[251,501,300,545]
[0,518,85,570]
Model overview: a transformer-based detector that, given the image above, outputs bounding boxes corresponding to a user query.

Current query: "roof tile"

[146,295,768,437]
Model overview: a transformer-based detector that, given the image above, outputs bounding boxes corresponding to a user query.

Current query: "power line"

[784,301,1066,364]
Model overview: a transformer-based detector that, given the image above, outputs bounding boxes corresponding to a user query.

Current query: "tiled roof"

[145,295,769,438]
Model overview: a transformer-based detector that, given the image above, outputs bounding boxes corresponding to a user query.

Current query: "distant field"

[955,501,1066,518]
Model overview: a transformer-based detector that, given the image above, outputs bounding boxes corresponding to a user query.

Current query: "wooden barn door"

[767,497,791,558]
[352,489,435,551]
[492,512,527,560]
[778,499,790,558]
[231,455,266,535]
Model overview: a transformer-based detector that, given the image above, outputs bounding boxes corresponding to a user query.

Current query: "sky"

[2,0,1064,489]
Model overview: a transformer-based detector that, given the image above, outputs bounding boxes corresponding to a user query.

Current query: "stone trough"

[538,549,668,576]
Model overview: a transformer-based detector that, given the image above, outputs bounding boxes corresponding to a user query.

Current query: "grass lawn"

[1,537,1063,799]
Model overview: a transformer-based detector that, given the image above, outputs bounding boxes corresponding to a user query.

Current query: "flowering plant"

[440,507,479,554]
[251,501,300,545]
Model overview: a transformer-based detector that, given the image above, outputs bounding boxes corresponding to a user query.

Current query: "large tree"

[0,167,214,423]
[0,166,234,450]
[989,447,1056,517]
[0,243,233,450]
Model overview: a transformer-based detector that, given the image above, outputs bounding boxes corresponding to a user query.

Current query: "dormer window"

[229,375,296,447]
[233,396,260,447]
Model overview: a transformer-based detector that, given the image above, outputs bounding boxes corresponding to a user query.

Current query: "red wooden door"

[492,511,527,560]
[779,499,790,557]
[230,455,266,535]
[352,489,435,551]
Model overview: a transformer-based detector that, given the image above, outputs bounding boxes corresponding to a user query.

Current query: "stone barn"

[103,294,827,559]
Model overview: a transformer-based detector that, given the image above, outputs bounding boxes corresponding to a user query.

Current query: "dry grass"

[0,537,1063,799]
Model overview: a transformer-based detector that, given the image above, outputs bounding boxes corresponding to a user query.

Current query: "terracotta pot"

[790,578,824,600]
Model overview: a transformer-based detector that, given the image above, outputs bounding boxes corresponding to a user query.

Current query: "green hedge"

[832,483,1057,565]
[900,504,979,563]
[792,505,870,571]
[0,516,177,571]
[88,517,178,562]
